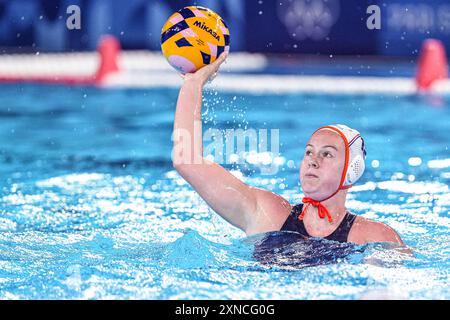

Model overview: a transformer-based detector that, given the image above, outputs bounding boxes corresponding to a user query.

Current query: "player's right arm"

[172,53,291,234]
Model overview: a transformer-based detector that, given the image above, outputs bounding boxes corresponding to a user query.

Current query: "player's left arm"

[349,217,405,246]
[349,217,414,257]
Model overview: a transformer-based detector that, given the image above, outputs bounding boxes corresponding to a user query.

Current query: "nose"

[308,157,319,169]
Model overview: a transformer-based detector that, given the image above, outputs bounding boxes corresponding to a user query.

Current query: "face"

[300,129,346,200]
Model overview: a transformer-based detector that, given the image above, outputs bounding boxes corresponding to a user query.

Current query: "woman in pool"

[172,52,405,246]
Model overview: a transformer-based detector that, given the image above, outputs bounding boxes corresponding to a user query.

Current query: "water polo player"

[172,52,405,246]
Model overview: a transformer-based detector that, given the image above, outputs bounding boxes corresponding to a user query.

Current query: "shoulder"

[245,188,292,236]
[348,216,404,245]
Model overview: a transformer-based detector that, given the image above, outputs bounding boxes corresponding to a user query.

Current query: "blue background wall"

[0,0,449,56]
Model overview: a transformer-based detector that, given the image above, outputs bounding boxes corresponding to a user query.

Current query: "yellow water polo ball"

[161,6,230,74]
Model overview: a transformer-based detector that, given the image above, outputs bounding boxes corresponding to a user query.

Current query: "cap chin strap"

[300,197,333,223]
[298,126,351,224]
[299,185,350,223]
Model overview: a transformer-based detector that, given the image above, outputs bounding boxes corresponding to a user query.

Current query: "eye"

[305,150,312,156]
[323,151,333,158]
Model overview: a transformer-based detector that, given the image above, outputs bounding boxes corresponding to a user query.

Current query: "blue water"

[0,84,448,299]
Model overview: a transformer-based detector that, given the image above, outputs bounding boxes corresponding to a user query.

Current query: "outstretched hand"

[182,52,228,86]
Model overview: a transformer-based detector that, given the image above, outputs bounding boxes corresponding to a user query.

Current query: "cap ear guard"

[346,154,365,185]
[343,134,366,186]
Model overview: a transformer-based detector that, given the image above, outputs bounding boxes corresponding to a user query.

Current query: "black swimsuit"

[280,203,357,243]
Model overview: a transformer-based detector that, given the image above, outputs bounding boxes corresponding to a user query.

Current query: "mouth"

[305,173,319,178]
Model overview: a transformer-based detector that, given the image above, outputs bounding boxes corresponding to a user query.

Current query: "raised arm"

[172,53,290,234]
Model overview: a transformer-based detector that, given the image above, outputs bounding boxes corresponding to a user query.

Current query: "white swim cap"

[313,124,366,188]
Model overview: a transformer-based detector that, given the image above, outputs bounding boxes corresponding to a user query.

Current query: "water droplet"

[408,157,422,167]
[371,160,380,168]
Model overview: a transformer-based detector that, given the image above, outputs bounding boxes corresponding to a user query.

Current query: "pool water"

[0,84,448,299]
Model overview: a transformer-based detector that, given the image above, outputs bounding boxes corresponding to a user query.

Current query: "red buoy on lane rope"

[416,39,448,91]
[95,35,121,84]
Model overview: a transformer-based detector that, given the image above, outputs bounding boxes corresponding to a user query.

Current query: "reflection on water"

[249,231,366,269]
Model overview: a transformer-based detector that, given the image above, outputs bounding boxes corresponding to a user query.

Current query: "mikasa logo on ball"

[193,20,220,41]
